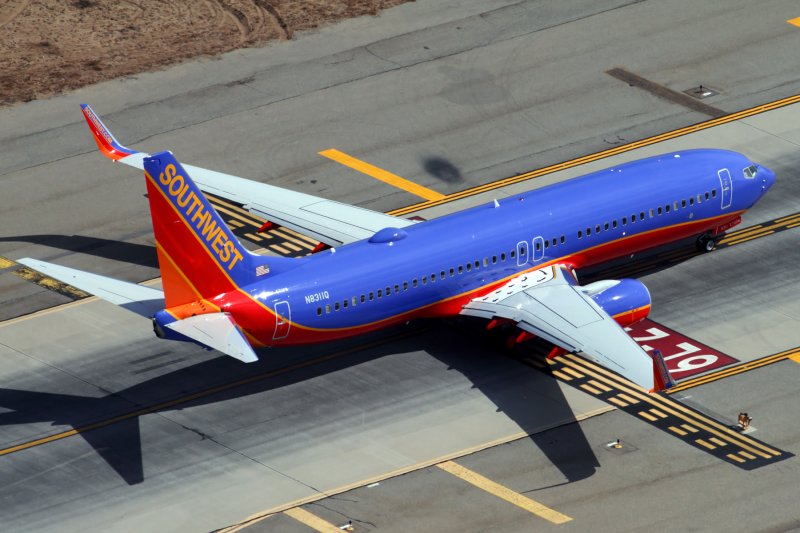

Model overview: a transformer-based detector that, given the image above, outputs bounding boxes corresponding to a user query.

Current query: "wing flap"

[17,258,164,318]
[463,266,659,391]
[165,313,258,363]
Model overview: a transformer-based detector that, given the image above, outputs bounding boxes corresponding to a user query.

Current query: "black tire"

[696,234,716,252]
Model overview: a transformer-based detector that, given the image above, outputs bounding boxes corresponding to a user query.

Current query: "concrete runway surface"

[1,0,799,531]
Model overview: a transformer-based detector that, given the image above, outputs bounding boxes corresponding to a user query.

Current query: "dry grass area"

[0,0,409,106]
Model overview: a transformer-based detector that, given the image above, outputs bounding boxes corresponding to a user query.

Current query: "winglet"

[80,104,138,161]
[650,349,676,392]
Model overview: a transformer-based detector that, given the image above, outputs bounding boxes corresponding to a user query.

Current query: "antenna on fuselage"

[493,199,500,208]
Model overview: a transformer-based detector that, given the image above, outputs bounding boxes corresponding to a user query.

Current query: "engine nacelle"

[583,278,651,327]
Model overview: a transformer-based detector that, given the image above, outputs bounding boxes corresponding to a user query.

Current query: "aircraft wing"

[461,265,672,392]
[81,104,415,247]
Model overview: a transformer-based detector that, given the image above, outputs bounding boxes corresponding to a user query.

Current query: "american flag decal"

[255,264,270,276]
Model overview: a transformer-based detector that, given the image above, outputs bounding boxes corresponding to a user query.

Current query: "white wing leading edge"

[81,104,415,247]
[461,265,669,392]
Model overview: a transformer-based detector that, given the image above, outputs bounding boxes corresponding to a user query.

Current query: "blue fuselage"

[240,149,774,344]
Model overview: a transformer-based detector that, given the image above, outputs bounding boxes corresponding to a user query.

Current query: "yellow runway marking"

[320,149,446,201]
[0,257,17,269]
[617,393,638,405]
[669,348,800,392]
[269,244,291,255]
[283,508,342,533]
[681,424,699,433]
[551,370,572,381]
[588,379,612,392]
[608,396,628,407]
[245,233,263,242]
[739,451,757,460]
[649,409,668,419]
[387,93,800,217]
[638,410,658,422]
[437,461,572,524]
[580,383,602,395]
[789,353,800,364]
[709,437,727,447]
[788,17,800,27]
[562,354,779,459]
[695,439,716,450]
[669,426,687,436]
[727,453,746,463]
[562,366,584,379]
[272,229,316,249]
[228,219,244,228]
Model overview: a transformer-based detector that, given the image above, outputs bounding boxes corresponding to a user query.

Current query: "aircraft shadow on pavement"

[0,234,158,269]
[0,322,598,486]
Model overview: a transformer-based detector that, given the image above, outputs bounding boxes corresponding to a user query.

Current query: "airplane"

[18,104,776,393]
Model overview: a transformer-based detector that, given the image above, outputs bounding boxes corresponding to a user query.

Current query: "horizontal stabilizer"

[17,258,164,318]
[165,313,258,363]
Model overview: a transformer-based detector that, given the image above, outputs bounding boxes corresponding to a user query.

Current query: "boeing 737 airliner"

[18,105,776,393]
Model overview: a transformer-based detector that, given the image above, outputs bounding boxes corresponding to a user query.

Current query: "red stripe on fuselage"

[256,211,742,346]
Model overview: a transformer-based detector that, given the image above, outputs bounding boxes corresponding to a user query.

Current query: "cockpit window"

[743,165,758,179]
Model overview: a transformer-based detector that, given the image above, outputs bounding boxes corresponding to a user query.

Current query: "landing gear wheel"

[696,234,717,252]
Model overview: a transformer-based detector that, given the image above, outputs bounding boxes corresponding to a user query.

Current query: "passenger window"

[317,307,322,316]
[657,207,662,215]
[352,296,357,306]
[458,265,463,274]
[578,230,583,238]
[325,304,331,313]
[429,274,435,283]
[587,227,592,236]
[482,258,488,267]
[335,302,340,311]
[510,250,516,258]
[665,204,671,213]
[673,201,679,210]
[604,222,609,231]
[544,241,549,249]
[681,199,686,208]
[500,253,506,261]
[492,256,497,264]
[560,235,565,244]
[535,241,541,251]
[343,300,348,309]
[441,271,446,280]
[622,217,627,225]
[552,238,557,246]
[386,286,391,295]
[466,264,472,272]
[649,209,654,218]
[369,292,375,300]
[422,276,427,284]
[413,279,418,287]
[697,194,702,203]
[630,214,636,224]
[640,212,645,220]
[449,268,455,276]
[705,191,710,200]
[473,260,480,269]
[689,197,694,206]
[377,289,383,298]
[612,220,618,228]
[403,282,408,291]
[712,189,717,198]
[361,294,366,303]
[595,225,601,233]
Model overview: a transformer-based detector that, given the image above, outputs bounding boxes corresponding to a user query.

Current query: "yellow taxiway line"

[437,460,572,524]
[788,17,800,27]
[282,508,342,533]
[320,148,446,201]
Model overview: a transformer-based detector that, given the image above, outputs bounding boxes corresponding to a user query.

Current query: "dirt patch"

[0,0,410,106]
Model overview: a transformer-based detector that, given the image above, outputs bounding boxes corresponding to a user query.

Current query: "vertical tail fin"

[143,151,272,307]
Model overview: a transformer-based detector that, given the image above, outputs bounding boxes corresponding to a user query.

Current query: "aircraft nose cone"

[759,165,776,191]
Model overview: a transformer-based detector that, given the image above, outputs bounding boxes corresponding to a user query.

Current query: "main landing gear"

[696,233,717,252]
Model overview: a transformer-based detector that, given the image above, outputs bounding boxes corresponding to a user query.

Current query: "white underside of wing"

[119,153,414,246]
[16,258,164,318]
[461,265,654,391]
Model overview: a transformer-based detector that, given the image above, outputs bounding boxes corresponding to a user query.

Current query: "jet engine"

[581,278,651,327]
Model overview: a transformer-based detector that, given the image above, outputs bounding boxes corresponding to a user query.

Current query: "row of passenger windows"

[315,187,719,316]
[316,248,523,315]
[577,189,717,238]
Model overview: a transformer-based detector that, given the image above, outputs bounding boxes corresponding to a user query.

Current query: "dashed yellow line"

[789,353,800,364]
[437,461,572,524]
[283,508,341,533]
[727,453,746,464]
[320,148,446,201]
